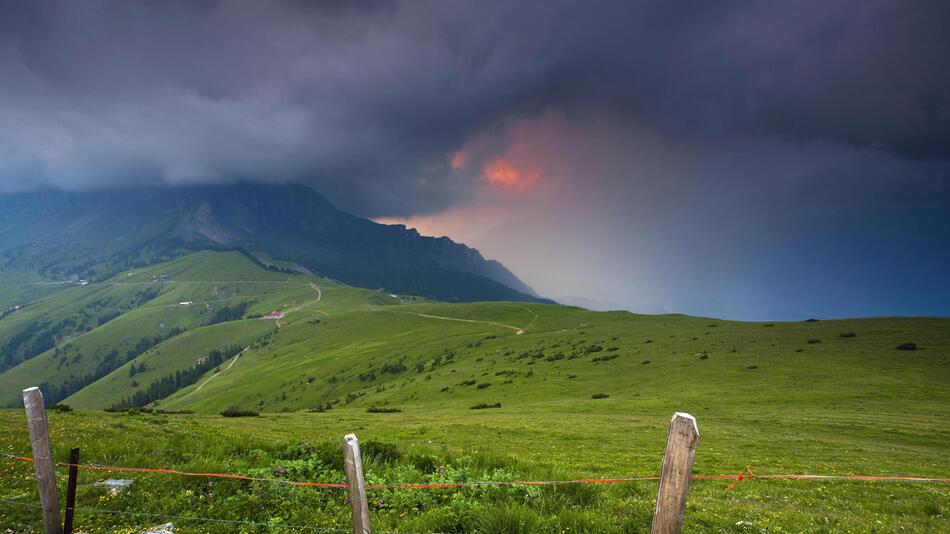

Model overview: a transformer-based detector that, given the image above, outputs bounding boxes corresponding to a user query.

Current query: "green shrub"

[470,402,502,410]
[897,342,918,351]
[220,406,259,417]
[366,406,402,413]
[839,332,856,338]
[807,338,821,344]
[591,393,610,399]
[381,362,407,374]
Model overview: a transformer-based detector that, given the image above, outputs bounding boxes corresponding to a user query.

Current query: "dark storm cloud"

[0,0,947,215]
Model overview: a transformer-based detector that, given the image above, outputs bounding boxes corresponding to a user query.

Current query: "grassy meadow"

[0,251,947,532]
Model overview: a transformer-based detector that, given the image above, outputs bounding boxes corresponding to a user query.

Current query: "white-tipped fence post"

[342,433,372,534]
[22,387,63,534]
[651,412,699,534]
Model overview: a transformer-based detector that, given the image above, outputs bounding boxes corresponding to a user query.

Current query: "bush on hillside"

[807,338,821,344]
[470,402,502,410]
[591,393,610,399]
[47,403,72,412]
[897,342,918,351]
[366,406,402,413]
[381,362,407,374]
[220,406,259,417]
[839,332,856,338]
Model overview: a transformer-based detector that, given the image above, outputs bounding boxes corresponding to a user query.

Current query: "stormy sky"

[1,1,949,319]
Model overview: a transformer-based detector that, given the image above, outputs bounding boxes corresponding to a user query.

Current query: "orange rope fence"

[3,454,948,490]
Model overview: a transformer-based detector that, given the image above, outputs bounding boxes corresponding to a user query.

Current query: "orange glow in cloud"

[482,158,539,193]
[449,150,467,169]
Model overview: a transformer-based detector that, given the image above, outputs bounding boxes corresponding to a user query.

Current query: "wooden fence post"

[22,387,63,534]
[651,412,699,534]
[63,447,79,534]
[342,433,372,534]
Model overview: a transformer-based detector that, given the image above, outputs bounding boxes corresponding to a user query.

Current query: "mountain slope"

[0,251,330,406]
[0,182,544,303]
[159,302,950,415]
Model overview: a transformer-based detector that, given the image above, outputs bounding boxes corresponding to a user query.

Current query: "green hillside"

[0,251,346,407]
[64,319,278,409]
[0,251,947,531]
[157,301,950,418]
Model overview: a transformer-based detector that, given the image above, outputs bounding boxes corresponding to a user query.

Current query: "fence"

[5,386,949,534]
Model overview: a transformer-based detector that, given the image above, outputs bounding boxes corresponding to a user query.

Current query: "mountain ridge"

[0,182,547,304]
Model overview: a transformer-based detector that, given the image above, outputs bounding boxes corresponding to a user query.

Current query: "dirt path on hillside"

[276,283,322,327]
[286,284,321,313]
[518,306,539,331]
[179,347,247,399]
[179,284,324,396]
[394,311,528,334]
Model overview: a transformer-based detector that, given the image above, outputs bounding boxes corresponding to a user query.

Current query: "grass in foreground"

[0,405,947,533]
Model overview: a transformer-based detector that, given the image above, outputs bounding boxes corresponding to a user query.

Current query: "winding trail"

[394,310,532,335]
[275,283,322,327]
[180,347,247,399]
[180,283,323,395]
[287,284,321,312]
[517,306,539,331]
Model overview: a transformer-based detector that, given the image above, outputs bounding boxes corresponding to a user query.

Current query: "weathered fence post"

[342,433,372,534]
[63,447,79,534]
[651,412,699,534]
[22,387,63,534]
